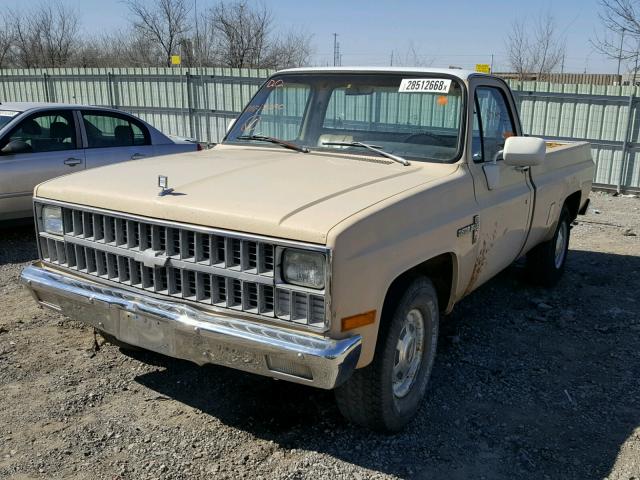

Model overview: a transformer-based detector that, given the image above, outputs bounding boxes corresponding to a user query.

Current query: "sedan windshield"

[225,73,465,163]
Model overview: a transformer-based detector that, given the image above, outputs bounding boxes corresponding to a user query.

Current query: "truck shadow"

[133,248,640,479]
[0,222,38,266]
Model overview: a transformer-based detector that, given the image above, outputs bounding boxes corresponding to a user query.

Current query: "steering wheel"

[403,131,448,146]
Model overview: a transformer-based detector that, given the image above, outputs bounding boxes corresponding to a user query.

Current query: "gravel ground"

[1,191,639,480]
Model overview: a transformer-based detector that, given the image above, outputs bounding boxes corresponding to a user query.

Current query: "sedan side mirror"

[503,136,545,167]
[1,139,31,155]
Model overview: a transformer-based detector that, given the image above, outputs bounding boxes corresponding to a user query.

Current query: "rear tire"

[526,205,571,287]
[334,277,439,432]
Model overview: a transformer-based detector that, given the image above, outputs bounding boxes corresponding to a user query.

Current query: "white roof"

[277,66,488,81]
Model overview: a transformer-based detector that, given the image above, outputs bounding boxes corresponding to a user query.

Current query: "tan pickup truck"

[21,68,593,432]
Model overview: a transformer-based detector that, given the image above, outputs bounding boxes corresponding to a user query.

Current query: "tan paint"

[35,145,457,245]
[33,69,595,370]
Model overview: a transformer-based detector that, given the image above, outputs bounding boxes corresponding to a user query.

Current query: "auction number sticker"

[398,78,452,93]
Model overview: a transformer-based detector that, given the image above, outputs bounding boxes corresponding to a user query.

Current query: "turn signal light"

[341,310,376,331]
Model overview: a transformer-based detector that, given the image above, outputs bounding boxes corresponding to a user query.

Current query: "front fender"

[326,170,477,367]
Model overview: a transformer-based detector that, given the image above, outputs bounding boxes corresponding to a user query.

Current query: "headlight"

[42,205,63,235]
[282,249,326,289]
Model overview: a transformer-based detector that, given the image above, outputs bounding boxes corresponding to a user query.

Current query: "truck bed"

[523,140,593,252]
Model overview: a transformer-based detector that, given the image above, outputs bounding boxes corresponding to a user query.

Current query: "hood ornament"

[158,175,174,197]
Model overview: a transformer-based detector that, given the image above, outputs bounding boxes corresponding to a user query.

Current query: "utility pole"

[333,33,339,66]
[390,51,394,67]
[194,0,201,69]
[617,27,626,76]
[561,53,565,74]
[490,54,494,73]
[634,45,639,86]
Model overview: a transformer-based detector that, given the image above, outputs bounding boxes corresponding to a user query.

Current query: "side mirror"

[1,139,31,155]
[503,136,545,167]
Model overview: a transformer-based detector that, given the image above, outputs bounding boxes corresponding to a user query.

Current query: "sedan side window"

[1,111,77,154]
[82,112,150,148]
[475,87,516,162]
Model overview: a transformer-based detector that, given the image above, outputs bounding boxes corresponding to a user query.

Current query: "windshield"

[225,73,465,163]
[0,110,20,130]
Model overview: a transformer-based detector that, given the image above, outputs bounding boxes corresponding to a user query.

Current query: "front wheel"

[334,277,439,432]
[526,205,571,286]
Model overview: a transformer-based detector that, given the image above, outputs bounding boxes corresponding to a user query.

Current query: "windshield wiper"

[236,135,309,153]
[322,141,410,166]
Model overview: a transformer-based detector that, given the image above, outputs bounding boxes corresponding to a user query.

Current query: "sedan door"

[0,109,85,221]
[80,110,156,169]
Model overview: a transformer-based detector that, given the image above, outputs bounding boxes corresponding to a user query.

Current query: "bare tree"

[74,30,163,67]
[0,0,310,69]
[403,41,434,67]
[125,0,191,66]
[260,30,313,69]
[190,16,218,67]
[507,20,534,78]
[206,1,312,69]
[207,1,271,68]
[592,0,640,74]
[505,13,565,79]
[0,19,14,67]
[11,1,80,68]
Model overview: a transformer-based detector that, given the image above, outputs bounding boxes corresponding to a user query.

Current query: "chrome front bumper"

[20,264,361,389]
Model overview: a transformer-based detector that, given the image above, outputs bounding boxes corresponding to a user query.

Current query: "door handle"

[514,166,530,172]
[131,153,145,160]
[64,158,82,166]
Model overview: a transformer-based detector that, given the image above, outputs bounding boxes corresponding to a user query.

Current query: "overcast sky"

[4,0,624,73]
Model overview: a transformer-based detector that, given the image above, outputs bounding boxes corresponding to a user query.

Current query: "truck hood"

[35,145,458,244]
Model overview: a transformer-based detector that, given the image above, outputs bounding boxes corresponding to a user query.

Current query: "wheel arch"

[380,252,457,326]
[564,190,582,221]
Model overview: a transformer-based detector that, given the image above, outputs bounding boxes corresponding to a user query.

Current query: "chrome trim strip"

[20,264,360,389]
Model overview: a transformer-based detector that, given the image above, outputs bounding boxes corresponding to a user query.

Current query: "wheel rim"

[554,221,568,269]
[392,308,425,398]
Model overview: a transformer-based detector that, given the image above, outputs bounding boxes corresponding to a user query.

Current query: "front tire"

[334,277,439,432]
[526,205,571,286]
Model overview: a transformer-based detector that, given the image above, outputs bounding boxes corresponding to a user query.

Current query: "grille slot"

[276,289,291,320]
[259,285,274,315]
[40,206,326,328]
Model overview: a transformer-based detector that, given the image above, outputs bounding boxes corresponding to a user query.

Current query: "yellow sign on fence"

[475,64,491,74]
[171,55,181,66]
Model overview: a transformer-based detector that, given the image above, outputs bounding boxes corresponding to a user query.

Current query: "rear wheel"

[526,205,571,286]
[334,277,439,432]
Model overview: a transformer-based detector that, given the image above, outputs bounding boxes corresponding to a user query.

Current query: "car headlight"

[42,205,63,235]
[282,249,326,289]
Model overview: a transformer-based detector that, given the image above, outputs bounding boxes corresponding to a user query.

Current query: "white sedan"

[0,102,200,221]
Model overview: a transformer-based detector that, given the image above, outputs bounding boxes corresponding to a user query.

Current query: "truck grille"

[38,205,327,328]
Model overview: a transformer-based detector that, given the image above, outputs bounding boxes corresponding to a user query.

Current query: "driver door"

[0,109,85,220]
[467,81,534,288]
